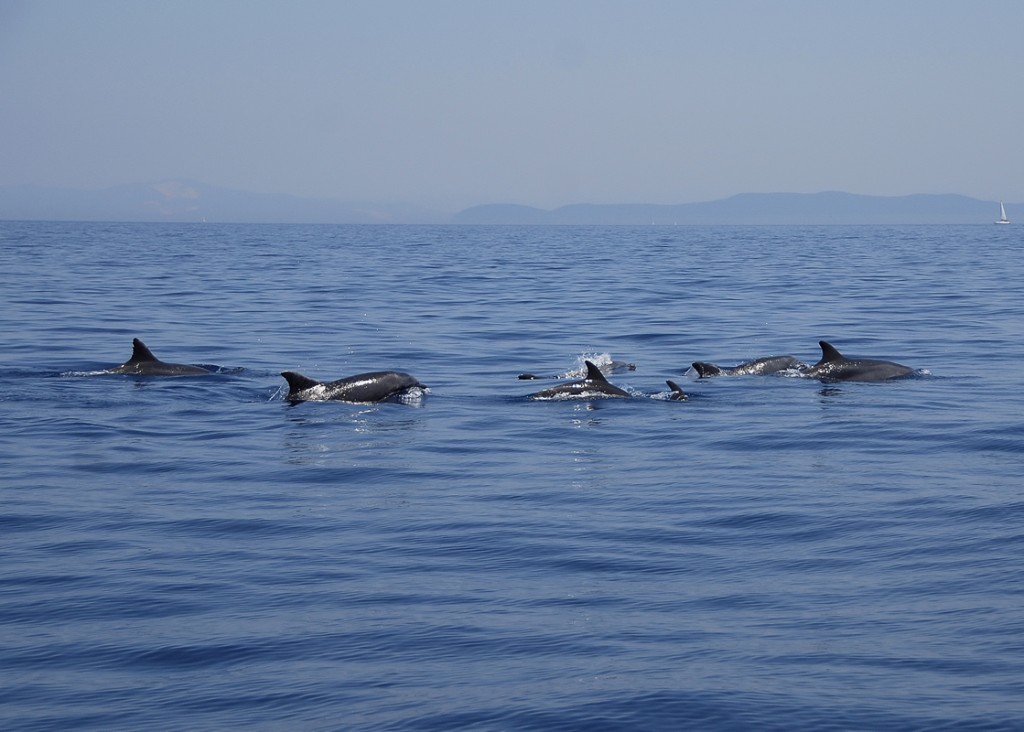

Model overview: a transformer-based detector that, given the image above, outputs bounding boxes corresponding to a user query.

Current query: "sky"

[1,0,1022,212]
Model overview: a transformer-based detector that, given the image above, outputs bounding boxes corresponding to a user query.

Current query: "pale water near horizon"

[1,221,1022,730]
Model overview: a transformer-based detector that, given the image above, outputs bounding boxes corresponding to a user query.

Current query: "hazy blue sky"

[2,0,1022,211]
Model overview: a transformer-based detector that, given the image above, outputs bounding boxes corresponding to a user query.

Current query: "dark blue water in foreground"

[2,221,1023,730]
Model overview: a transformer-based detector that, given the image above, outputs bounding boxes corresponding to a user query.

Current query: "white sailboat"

[996,201,1010,224]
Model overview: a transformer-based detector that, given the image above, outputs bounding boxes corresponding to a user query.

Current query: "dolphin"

[518,359,636,380]
[281,369,426,403]
[800,341,914,382]
[597,360,636,374]
[106,338,212,376]
[529,360,632,399]
[691,355,803,378]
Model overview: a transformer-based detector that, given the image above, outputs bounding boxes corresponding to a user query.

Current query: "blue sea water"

[1,221,1023,731]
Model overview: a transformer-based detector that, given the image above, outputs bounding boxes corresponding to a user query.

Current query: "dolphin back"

[693,356,800,378]
[528,360,631,399]
[804,341,913,381]
[334,371,424,402]
[281,370,425,402]
[110,338,211,376]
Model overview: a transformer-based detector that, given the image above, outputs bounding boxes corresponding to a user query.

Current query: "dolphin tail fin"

[583,360,612,383]
[280,371,320,396]
[818,341,844,362]
[666,380,687,400]
[692,361,722,378]
[128,338,159,364]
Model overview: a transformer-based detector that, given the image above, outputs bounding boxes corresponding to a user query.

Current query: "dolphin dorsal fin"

[666,380,687,400]
[280,371,321,395]
[129,338,159,364]
[584,360,610,382]
[819,341,844,362]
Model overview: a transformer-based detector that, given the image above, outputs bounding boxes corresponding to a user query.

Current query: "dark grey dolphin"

[107,338,212,376]
[281,369,426,403]
[692,355,803,378]
[801,341,914,382]
[529,360,631,399]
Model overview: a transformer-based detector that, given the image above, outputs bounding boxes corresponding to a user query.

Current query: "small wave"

[397,386,429,406]
[60,369,113,377]
[557,352,615,378]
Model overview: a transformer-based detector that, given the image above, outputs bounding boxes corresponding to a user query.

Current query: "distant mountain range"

[0,181,1014,225]
[454,192,1015,225]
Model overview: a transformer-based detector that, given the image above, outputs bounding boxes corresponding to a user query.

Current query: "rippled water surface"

[2,222,1023,730]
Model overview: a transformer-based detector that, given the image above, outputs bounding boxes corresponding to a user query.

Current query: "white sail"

[997,201,1010,224]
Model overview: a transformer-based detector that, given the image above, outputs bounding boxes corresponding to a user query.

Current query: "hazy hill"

[453,192,1011,225]
[0,183,1014,225]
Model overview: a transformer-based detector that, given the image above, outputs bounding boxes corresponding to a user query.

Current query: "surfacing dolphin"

[691,355,803,378]
[106,338,212,376]
[800,341,914,382]
[529,360,632,399]
[281,369,427,403]
[518,359,637,380]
